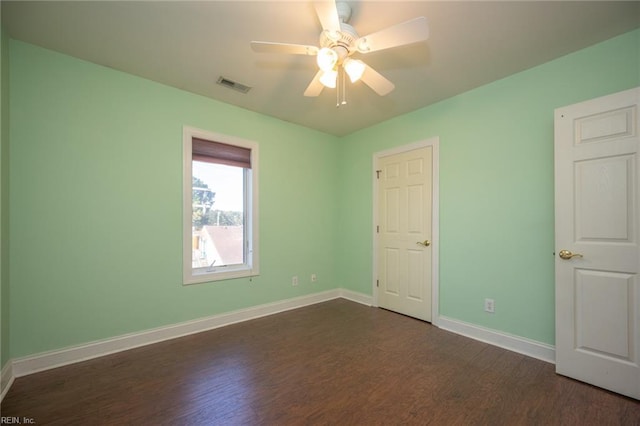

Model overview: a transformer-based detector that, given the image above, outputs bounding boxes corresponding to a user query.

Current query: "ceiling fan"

[250,1,429,98]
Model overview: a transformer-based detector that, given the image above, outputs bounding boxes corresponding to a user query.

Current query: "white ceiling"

[3,1,639,136]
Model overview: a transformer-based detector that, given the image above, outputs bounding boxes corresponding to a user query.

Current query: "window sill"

[183,265,257,285]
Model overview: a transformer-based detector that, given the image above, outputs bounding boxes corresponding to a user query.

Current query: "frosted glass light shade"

[344,58,366,83]
[316,48,338,72]
[319,70,337,88]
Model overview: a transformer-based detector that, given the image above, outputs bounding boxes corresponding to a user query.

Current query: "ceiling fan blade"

[251,41,318,56]
[304,70,325,97]
[314,0,341,33]
[360,64,395,96]
[356,17,429,53]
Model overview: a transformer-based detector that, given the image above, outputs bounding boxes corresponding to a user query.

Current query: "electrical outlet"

[311,274,317,282]
[484,298,495,313]
[292,276,299,286]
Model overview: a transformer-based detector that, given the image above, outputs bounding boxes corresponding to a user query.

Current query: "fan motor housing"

[319,23,358,57]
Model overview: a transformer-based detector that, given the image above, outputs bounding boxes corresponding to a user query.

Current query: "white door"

[377,145,433,321]
[554,87,640,400]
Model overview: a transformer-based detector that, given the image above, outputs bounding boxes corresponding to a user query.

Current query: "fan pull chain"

[336,68,340,108]
[336,67,347,108]
[341,68,347,106]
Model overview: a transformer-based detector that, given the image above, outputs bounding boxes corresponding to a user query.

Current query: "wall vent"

[216,76,251,94]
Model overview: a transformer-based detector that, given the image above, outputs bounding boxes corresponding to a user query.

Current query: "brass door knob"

[559,250,583,260]
[417,240,431,247]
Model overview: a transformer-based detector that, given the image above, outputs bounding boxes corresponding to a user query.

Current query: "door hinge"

[376,279,379,287]
[376,225,379,233]
[376,170,382,179]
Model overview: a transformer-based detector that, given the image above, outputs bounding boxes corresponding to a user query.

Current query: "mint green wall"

[9,40,340,358]
[6,29,639,359]
[0,10,10,370]
[338,29,640,345]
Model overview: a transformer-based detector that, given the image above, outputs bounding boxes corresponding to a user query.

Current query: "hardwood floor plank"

[2,299,639,425]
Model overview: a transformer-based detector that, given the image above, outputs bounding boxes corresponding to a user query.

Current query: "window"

[183,127,259,284]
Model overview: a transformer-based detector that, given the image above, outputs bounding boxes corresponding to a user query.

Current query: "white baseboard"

[437,315,556,364]
[1,290,554,403]
[339,288,374,306]
[1,360,14,401]
[11,289,347,378]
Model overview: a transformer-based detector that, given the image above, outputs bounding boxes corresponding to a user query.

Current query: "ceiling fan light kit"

[316,47,338,72]
[250,0,429,101]
[343,58,365,83]
[320,69,338,88]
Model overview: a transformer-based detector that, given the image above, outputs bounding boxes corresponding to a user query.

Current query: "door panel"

[575,270,633,360]
[555,87,640,400]
[575,155,632,241]
[575,106,636,143]
[384,248,400,295]
[408,185,424,232]
[407,249,424,300]
[377,146,432,321]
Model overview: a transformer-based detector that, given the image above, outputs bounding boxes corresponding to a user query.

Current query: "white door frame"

[372,137,440,325]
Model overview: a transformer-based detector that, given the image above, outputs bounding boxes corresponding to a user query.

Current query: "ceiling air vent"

[216,76,251,94]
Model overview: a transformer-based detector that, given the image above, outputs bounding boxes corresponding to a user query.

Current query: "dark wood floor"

[2,299,639,425]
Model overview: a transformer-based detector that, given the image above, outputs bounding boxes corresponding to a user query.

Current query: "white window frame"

[183,126,259,284]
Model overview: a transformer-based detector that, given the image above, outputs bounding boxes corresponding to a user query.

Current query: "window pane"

[191,161,245,268]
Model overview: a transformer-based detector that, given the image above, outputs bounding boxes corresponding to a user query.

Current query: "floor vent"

[216,76,251,94]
